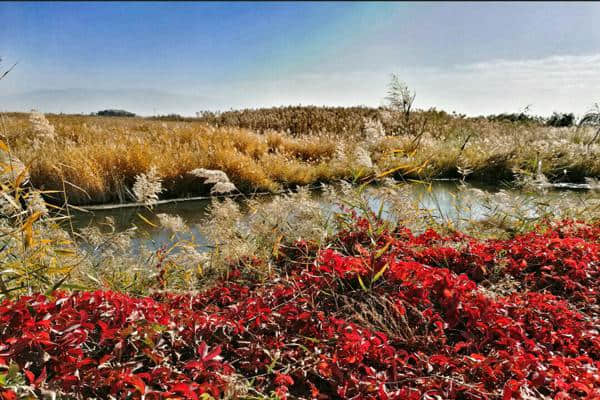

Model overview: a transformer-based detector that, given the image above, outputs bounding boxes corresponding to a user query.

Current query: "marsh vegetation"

[2,101,600,208]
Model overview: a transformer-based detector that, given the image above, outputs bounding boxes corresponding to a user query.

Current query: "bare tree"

[385,74,416,132]
[579,103,600,148]
[384,74,430,150]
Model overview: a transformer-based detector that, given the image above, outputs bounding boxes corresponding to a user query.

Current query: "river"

[68,180,598,248]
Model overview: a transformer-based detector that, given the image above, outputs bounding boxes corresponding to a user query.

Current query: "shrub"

[0,215,598,399]
[486,112,544,124]
[150,114,189,121]
[95,109,136,117]
[546,112,575,127]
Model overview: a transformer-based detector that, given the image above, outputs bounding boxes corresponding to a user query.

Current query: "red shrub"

[0,217,598,399]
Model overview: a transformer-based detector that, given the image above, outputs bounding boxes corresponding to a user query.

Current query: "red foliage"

[0,218,599,399]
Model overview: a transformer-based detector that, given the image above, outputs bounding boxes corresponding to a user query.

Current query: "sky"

[1,2,600,116]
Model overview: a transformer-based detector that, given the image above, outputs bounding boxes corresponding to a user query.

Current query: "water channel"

[69,180,598,248]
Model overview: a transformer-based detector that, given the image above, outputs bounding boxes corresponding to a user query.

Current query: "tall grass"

[2,114,362,204]
[2,108,600,206]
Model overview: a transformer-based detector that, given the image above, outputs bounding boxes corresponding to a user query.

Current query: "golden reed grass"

[3,109,600,205]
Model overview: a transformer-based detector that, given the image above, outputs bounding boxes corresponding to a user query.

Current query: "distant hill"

[95,109,136,117]
[0,88,221,116]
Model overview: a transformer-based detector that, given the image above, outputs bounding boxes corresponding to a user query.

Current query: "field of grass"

[2,107,600,206]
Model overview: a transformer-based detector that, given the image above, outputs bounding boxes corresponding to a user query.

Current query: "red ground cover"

[0,218,598,399]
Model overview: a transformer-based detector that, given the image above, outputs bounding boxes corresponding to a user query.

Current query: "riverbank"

[3,110,600,205]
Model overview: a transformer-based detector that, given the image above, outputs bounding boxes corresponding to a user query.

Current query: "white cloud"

[4,53,600,117]
[414,53,600,116]
[465,54,600,71]
[215,53,600,117]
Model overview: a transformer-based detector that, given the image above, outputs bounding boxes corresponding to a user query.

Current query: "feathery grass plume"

[386,75,415,114]
[132,166,163,206]
[0,151,27,185]
[170,244,209,271]
[333,142,347,162]
[584,177,600,190]
[386,74,417,135]
[189,168,238,194]
[579,103,600,147]
[210,181,237,194]
[24,191,48,216]
[189,168,230,184]
[28,110,56,141]
[199,198,249,276]
[0,193,21,217]
[354,146,373,169]
[78,217,135,254]
[363,117,385,148]
[157,213,186,233]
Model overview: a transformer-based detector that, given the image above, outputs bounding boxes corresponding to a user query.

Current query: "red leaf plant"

[0,217,598,399]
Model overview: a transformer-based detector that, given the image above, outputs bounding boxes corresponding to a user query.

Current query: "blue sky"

[1,2,600,115]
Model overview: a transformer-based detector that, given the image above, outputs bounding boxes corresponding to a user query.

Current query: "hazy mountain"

[0,88,224,116]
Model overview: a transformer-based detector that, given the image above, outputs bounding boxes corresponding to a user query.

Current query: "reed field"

[1,106,600,206]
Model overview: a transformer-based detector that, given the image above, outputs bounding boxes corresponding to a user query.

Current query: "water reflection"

[69,180,596,246]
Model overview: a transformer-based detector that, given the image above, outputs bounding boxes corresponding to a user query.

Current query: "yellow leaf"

[22,211,42,248]
[14,168,29,189]
[54,249,76,256]
[376,160,428,179]
[376,164,411,179]
[0,139,9,153]
[357,274,368,291]
[137,213,158,227]
[372,263,389,284]
[374,240,392,259]
[37,190,63,194]
[272,234,283,257]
